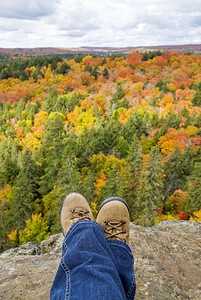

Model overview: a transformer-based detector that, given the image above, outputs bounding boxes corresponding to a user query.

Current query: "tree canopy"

[0,51,201,251]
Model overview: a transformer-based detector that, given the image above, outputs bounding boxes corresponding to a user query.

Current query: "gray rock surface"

[0,221,200,300]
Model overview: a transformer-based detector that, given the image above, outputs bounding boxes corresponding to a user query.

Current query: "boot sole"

[98,196,130,214]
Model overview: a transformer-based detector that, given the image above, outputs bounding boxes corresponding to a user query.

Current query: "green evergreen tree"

[39,114,65,195]
[56,156,83,194]
[0,201,11,252]
[42,157,83,233]
[0,155,19,185]
[57,62,71,75]
[114,136,130,158]
[112,85,125,103]
[192,90,201,107]
[14,229,20,247]
[66,93,82,112]
[186,162,201,214]
[0,137,19,186]
[164,147,194,199]
[91,66,99,80]
[14,99,26,121]
[42,87,57,114]
[126,138,143,218]
[136,147,164,226]
[82,169,97,205]
[8,150,38,228]
[85,64,93,73]
[25,102,39,121]
[123,111,146,141]
[116,97,129,109]
[32,66,44,81]
[103,67,109,79]
[8,174,35,228]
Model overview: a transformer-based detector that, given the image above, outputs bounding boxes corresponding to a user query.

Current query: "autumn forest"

[0,50,201,251]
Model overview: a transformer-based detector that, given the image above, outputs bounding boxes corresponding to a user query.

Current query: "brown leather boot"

[96,197,130,244]
[59,193,93,236]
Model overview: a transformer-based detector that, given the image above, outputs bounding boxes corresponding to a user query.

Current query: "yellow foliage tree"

[49,111,66,121]
[119,108,132,124]
[90,201,98,216]
[185,125,198,137]
[190,210,201,221]
[34,110,48,127]
[89,152,124,177]
[20,213,50,244]
[155,213,178,224]
[158,94,174,107]
[0,184,12,204]
[95,173,107,195]
[23,132,41,151]
[67,106,96,132]
[8,214,50,245]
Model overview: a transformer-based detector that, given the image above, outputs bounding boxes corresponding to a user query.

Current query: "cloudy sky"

[0,0,201,48]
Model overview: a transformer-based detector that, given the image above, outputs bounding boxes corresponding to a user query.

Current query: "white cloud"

[0,0,60,19]
[0,0,200,48]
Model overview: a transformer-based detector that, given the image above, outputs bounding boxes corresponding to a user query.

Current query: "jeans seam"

[126,263,136,299]
[63,242,68,251]
[61,257,71,300]
[126,279,136,299]
[108,242,133,258]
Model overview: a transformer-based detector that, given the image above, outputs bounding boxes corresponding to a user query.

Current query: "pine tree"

[14,229,20,247]
[186,162,201,214]
[136,147,164,226]
[123,111,146,141]
[103,67,109,79]
[112,85,125,103]
[41,157,84,233]
[39,114,65,195]
[8,150,38,228]
[192,90,201,107]
[8,176,35,228]
[42,87,57,114]
[91,65,99,80]
[0,201,11,252]
[126,138,142,218]
[56,156,83,195]
[82,169,97,205]
[0,137,20,186]
[164,147,194,199]
[114,136,130,158]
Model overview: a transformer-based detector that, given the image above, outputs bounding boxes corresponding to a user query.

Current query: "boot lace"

[104,220,126,241]
[69,209,91,221]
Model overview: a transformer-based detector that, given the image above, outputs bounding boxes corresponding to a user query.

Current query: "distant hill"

[0,44,201,56]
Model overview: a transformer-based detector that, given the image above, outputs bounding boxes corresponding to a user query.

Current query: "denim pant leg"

[50,220,136,300]
[107,240,136,300]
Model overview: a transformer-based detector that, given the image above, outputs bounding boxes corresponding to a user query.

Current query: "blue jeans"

[50,220,136,300]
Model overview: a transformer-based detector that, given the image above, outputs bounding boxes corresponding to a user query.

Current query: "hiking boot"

[96,197,130,244]
[59,193,93,236]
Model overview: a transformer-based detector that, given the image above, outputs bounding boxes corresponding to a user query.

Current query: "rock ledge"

[0,221,200,300]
